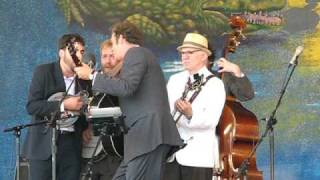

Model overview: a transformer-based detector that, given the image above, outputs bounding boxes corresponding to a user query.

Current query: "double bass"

[216,16,263,180]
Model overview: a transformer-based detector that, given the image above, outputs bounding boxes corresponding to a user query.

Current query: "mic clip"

[260,117,277,126]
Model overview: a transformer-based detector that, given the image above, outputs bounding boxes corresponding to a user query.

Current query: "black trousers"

[29,133,81,180]
[162,159,212,180]
[112,144,171,180]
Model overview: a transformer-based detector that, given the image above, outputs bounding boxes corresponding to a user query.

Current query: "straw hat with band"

[177,33,212,56]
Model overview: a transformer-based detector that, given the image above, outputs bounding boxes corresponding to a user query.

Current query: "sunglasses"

[179,49,202,56]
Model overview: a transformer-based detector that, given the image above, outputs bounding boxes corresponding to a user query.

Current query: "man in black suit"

[207,45,254,101]
[23,33,91,180]
[75,21,183,180]
[210,57,254,101]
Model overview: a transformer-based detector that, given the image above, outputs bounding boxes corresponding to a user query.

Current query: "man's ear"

[200,52,208,63]
[118,34,125,44]
[59,49,64,59]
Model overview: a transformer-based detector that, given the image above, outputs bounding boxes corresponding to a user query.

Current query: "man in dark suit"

[23,33,91,180]
[207,44,255,101]
[75,21,183,180]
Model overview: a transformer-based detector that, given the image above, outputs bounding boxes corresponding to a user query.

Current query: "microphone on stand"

[83,52,96,69]
[289,46,304,67]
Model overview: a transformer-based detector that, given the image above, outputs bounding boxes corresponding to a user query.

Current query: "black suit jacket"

[93,47,183,163]
[213,71,255,101]
[23,60,91,160]
[222,72,255,101]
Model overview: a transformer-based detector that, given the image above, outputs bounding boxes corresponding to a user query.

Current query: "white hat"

[177,33,212,56]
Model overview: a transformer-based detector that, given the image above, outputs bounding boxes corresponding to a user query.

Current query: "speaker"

[15,158,29,180]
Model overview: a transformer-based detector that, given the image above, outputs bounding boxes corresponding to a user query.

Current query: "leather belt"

[58,130,75,135]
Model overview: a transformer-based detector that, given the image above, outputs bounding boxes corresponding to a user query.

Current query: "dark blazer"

[93,47,183,163]
[213,71,255,101]
[23,61,91,160]
[222,72,255,101]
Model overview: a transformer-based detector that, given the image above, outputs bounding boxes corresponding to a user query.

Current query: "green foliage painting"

[56,0,287,44]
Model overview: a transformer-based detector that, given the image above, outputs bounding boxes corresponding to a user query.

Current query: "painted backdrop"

[0,0,319,179]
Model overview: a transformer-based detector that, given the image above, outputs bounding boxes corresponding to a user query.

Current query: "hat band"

[183,41,208,49]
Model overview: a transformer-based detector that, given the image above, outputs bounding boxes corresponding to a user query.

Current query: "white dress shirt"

[59,75,76,132]
[167,66,226,168]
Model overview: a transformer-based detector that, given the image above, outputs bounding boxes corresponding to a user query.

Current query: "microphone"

[289,46,303,66]
[83,53,96,69]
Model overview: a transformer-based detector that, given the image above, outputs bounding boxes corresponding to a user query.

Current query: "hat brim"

[177,44,212,56]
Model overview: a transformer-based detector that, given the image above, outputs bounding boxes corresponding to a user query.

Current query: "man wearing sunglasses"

[165,33,226,180]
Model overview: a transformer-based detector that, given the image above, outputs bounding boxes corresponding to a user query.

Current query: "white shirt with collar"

[167,66,226,168]
[59,75,76,132]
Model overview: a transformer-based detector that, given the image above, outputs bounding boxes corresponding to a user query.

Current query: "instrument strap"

[175,74,215,123]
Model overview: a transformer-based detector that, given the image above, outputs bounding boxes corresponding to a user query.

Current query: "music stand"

[81,107,124,179]
[88,107,122,119]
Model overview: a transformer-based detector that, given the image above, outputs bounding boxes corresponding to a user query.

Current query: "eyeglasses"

[179,49,201,56]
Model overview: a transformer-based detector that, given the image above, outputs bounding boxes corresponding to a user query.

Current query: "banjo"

[46,37,90,128]
[47,90,90,128]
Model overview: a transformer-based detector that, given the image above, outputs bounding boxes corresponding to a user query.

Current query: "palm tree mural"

[56,0,286,44]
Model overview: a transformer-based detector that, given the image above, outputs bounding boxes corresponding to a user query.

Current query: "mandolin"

[67,37,82,67]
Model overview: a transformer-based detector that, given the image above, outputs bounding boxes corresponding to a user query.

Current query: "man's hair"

[58,33,85,50]
[100,39,112,52]
[111,21,143,46]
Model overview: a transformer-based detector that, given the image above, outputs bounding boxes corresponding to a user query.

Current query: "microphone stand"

[81,114,127,180]
[50,112,58,180]
[81,91,127,179]
[81,122,107,180]
[236,61,299,180]
[3,120,51,180]
[50,77,77,180]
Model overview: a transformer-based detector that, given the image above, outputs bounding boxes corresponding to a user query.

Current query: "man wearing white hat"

[165,33,226,180]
